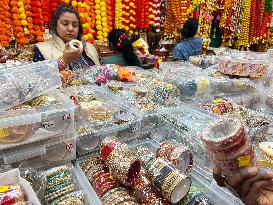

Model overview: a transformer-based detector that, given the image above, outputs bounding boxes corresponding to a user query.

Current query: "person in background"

[33,4,99,70]
[173,18,203,61]
[101,29,142,67]
[213,166,273,205]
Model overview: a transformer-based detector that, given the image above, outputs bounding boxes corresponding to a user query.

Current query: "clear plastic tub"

[0,90,75,150]
[0,60,61,111]
[63,85,141,155]
[1,133,77,169]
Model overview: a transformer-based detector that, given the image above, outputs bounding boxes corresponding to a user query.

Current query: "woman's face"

[56,12,79,43]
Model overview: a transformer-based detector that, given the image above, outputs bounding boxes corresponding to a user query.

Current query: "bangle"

[106,147,141,186]
[58,58,68,70]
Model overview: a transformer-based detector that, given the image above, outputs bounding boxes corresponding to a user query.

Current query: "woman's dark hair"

[50,4,82,41]
[181,18,199,39]
[108,29,141,67]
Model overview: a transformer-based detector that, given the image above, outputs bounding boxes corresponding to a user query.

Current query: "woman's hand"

[61,42,83,65]
[213,167,273,205]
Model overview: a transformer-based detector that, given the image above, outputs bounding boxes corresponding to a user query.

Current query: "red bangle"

[100,140,123,161]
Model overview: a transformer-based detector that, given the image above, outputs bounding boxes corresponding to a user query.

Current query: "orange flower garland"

[106,0,115,31]
[31,0,45,42]
[10,0,30,48]
[0,0,12,48]
[41,0,51,27]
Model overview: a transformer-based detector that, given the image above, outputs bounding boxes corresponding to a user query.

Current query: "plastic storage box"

[63,85,141,155]
[0,90,75,150]
[0,60,61,112]
[0,133,76,169]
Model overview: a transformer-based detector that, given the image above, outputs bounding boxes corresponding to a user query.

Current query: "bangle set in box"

[201,118,255,175]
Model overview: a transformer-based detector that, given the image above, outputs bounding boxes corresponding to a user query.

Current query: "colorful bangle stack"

[100,137,141,186]
[132,168,169,205]
[156,142,193,173]
[203,99,233,115]
[0,106,39,143]
[45,166,75,203]
[101,187,138,204]
[91,169,118,197]
[0,184,25,205]
[154,83,180,105]
[145,158,191,204]
[201,119,255,175]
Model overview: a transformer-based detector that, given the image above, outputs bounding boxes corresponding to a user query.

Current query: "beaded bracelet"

[57,58,69,71]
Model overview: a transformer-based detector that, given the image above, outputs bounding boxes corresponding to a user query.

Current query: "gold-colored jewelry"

[57,197,85,205]
[165,175,186,199]
[45,185,75,202]
[47,176,72,189]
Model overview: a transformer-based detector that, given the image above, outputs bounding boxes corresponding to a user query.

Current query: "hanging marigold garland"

[0,0,12,48]
[115,0,123,29]
[220,0,241,47]
[260,0,272,43]
[106,0,115,32]
[152,0,161,32]
[31,0,44,42]
[10,0,30,48]
[238,0,251,48]
[164,0,175,36]
[41,0,51,27]
[51,0,61,14]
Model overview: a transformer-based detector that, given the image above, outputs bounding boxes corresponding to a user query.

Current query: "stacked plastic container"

[0,60,76,169]
[63,85,141,155]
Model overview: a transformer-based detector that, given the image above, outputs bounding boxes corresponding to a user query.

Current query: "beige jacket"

[36,34,100,65]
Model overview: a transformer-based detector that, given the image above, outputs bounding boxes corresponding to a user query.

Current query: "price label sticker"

[0,185,9,193]
[213,99,221,103]
[66,143,73,151]
[197,79,210,92]
[239,155,251,167]
[0,128,9,138]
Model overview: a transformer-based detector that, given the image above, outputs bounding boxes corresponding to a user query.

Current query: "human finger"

[244,180,273,205]
[226,167,258,188]
[213,167,225,187]
[240,169,273,197]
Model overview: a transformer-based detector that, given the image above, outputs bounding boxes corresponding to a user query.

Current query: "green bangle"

[46,181,72,195]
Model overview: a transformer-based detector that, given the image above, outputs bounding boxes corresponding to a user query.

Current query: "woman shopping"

[33,4,100,70]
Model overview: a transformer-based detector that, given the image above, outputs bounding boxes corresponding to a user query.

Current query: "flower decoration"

[115,0,123,29]
[238,0,252,48]
[41,0,52,27]
[0,0,12,48]
[51,0,61,14]
[106,0,115,31]
[152,0,161,32]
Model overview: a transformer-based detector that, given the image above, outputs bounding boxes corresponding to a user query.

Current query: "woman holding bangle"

[33,4,100,70]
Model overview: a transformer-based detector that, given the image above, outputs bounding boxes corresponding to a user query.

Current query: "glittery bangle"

[106,147,141,186]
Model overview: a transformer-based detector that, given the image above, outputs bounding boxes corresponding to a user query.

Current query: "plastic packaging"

[1,134,76,169]
[0,169,41,205]
[0,60,61,112]
[63,85,140,155]
[218,55,273,78]
[0,90,75,151]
